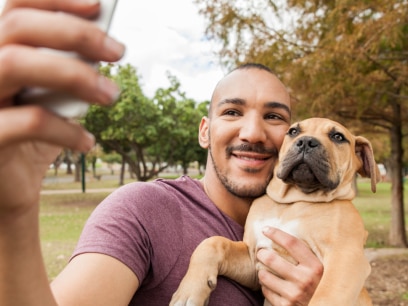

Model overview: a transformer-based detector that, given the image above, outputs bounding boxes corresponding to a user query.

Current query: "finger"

[2,0,101,18]
[259,227,323,284]
[257,248,322,304]
[258,227,324,303]
[257,248,299,283]
[0,106,95,152]
[261,227,316,266]
[0,45,120,104]
[0,9,125,62]
[258,266,306,305]
[261,285,287,306]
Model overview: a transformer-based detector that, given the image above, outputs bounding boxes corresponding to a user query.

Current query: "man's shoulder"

[99,176,204,213]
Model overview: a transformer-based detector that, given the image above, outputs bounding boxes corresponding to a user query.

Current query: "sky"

[108,0,225,101]
[0,0,225,102]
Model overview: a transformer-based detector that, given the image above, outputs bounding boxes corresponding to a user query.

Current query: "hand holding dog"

[258,227,323,306]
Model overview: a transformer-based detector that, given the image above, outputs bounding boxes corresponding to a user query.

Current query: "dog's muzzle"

[277,136,340,193]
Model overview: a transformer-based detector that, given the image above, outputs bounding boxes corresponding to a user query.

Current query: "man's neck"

[200,175,252,227]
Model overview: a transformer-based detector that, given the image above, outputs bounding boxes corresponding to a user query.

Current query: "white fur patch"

[253,218,300,251]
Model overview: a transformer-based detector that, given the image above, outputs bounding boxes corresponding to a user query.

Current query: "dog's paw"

[170,297,209,306]
[170,290,210,306]
[169,276,216,306]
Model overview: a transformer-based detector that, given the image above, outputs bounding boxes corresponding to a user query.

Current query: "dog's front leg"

[309,249,371,306]
[170,236,258,306]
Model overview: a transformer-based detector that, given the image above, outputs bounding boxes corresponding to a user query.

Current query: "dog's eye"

[331,132,346,143]
[287,127,299,137]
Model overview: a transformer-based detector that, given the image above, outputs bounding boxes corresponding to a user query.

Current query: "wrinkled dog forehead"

[286,118,354,140]
[279,118,357,155]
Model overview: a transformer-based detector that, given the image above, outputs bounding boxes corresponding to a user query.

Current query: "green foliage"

[151,74,208,173]
[102,152,122,164]
[84,64,207,181]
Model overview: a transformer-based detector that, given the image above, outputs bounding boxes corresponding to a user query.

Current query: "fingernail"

[98,76,121,104]
[104,36,126,59]
[73,0,100,5]
[262,226,272,234]
[82,131,95,152]
[77,0,100,5]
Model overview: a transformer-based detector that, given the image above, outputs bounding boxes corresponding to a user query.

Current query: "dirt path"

[365,248,408,306]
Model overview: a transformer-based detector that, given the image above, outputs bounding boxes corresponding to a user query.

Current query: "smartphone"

[16,0,118,119]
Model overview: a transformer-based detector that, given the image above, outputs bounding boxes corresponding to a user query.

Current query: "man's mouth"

[233,153,271,161]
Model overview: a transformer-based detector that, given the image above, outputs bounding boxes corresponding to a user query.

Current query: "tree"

[84,64,165,182]
[194,100,210,174]
[195,0,407,246]
[152,73,208,175]
[84,64,206,182]
[102,152,122,175]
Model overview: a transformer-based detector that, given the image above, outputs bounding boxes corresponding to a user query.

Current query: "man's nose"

[238,115,267,143]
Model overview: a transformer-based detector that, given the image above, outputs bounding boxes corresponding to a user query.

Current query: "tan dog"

[170,118,379,306]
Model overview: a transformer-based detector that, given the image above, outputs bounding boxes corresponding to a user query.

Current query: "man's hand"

[0,1,124,305]
[257,227,323,305]
[0,0,124,214]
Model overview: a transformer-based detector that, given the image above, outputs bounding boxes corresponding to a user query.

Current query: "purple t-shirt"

[72,176,263,305]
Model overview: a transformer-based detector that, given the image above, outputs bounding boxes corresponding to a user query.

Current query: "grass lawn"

[354,180,408,248]
[40,177,408,280]
[40,192,110,280]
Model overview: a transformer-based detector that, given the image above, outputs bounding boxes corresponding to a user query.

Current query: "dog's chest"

[244,198,315,264]
[253,218,300,252]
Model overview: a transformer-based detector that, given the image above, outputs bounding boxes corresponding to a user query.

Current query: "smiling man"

[199,64,292,226]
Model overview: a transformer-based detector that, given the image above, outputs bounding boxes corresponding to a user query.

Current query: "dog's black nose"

[296,136,320,153]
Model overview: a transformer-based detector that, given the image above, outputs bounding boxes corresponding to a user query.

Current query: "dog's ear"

[355,136,381,193]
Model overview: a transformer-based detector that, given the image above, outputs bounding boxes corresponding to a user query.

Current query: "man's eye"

[265,113,282,120]
[223,110,240,116]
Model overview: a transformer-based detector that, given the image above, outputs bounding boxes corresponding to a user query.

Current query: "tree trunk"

[74,159,81,182]
[91,156,97,177]
[388,102,407,247]
[66,158,73,175]
[119,157,125,186]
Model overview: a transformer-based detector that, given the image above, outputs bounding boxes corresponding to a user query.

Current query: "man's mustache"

[226,143,279,157]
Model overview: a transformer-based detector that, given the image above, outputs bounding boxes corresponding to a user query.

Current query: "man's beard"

[208,142,278,199]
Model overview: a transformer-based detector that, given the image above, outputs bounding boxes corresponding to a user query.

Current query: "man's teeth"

[238,156,265,161]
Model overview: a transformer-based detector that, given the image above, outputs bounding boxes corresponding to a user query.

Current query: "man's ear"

[198,116,210,149]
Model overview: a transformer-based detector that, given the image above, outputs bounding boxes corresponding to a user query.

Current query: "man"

[0,1,322,305]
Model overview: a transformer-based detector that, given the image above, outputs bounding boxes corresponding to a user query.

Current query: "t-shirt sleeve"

[71,181,181,283]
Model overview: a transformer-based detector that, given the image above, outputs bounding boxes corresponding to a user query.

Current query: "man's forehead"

[219,67,279,84]
[212,69,290,105]
[217,68,287,93]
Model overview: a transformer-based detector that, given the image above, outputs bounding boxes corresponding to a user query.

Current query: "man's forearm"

[0,207,57,306]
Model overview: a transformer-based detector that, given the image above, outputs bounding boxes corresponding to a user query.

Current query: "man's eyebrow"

[217,98,246,108]
[265,101,291,116]
[216,99,291,116]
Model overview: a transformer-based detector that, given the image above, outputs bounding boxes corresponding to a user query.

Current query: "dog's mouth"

[277,155,339,194]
